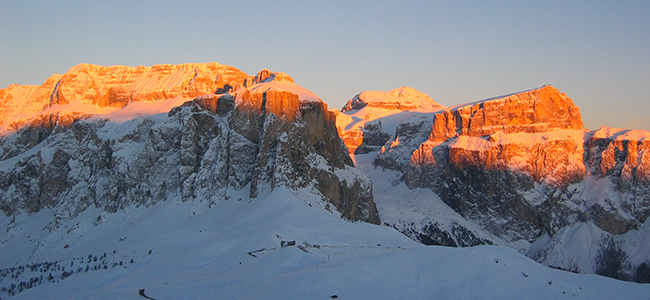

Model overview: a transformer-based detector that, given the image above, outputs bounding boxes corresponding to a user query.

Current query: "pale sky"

[1,0,649,130]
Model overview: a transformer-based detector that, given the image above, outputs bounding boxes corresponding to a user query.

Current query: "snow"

[2,187,649,299]
[339,103,443,130]
[593,126,650,141]
[337,86,444,134]
[247,80,322,103]
[336,103,445,163]
[528,222,609,273]
[445,85,547,111]
[354,153,504,246]
[2,78,650,298]
[0,95,192,137]
[348,86,441,109]
[88,97,192,124]
[40,101,120,117]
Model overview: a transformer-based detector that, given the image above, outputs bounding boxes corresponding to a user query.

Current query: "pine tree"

[635,261,650,283]
[595,237,630,280]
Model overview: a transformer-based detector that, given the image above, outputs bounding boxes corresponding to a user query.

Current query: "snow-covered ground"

[2,186,649,299]
[354,153,505,246]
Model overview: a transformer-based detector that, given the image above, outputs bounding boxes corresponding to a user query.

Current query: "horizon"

[1,1,648,131]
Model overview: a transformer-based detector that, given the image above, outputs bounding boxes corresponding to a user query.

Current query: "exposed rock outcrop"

[428,85,584,142]
[0,62,253,135]
[0,67,380,227]
[337,84,650,277]
[401,86,649,240]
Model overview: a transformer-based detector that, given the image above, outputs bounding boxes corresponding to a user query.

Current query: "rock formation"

[426,86,583,142]
[0,66,380,227]
[335,87,444,158]
[337,84,650,276]
[0,62,253,135]
[399,86,650,240]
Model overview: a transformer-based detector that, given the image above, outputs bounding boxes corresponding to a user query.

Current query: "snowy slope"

[2,188,649,299]
[247,80,322,103]
[355,152,504,247]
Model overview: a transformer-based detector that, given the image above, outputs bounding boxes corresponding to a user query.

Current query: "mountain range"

[1,62,649,299]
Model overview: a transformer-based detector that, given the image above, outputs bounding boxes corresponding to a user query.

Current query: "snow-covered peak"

[341,86,443,112]
[592,126,650,141]
[246,78,322,103]
[251,69,295,84]
[447,85,565,111]
[0,62,253,135]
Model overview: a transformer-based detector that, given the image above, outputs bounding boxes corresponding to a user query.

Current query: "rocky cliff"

[337,85,650,276]
[400,86,650,239]
[0,62,253,135]
[426,86,583,142]
[0,66,380,227]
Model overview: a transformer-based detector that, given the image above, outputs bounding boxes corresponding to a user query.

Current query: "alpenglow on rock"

[0,65,380,226]
[336,84,650,277]
[0,62,254,135]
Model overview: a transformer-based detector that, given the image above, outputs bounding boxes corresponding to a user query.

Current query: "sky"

[1,0,649,131]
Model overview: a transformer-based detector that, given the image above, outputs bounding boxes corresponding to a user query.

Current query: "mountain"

[0,63,254,136]
[337,85,650,278]
[1,63,649,298]
[0,64,379,227]
[341,86,443,111]
[335,86,445,157]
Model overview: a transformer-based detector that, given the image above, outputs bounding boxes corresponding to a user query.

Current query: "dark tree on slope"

[595,237,630,280]
[635,261,650,283]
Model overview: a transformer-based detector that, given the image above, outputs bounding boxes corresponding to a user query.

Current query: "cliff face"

[428,86,584,142]
[0,67,379,227]
[337,85,650,275]
[588,127,650,183]
[408,86,587,190]
[401,87,650,239]
[0,62,253,135]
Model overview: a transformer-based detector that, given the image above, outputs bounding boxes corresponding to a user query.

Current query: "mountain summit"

[342,86,443,111]
[0,62,251,135]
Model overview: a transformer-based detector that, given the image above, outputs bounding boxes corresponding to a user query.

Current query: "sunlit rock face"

[408,85,587,190]
[427,85,583,142]
[49,63,251,107]
[0,62,253,135]
[0,66,380,227]
[403,86,650,240]
[588,127,650,182]
[337,84,650,249]
[584,127,650,233]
